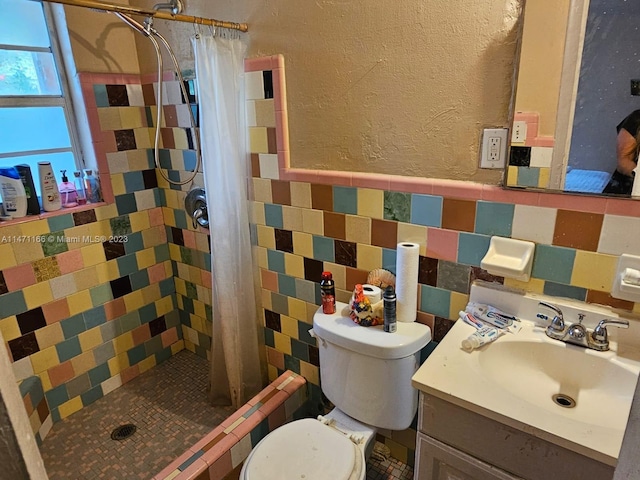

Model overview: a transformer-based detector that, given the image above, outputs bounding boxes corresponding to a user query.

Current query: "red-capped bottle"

[320,271,336,314]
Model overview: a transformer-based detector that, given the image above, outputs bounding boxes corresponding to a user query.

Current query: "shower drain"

[552,394,576,408]
[110,424,137,441]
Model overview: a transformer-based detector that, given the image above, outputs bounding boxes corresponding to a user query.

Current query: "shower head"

[114,12,151,37]
[153,0,184,15]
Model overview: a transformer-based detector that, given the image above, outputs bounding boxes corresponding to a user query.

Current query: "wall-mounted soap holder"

[612,254,640,302]
[480,236,535,281]
[185,187,209,229]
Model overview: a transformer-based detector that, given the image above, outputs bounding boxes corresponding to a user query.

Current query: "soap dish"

[481,236,535,281]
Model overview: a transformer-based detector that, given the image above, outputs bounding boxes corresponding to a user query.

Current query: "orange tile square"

[104,298,127,321]
[323,212,346,240]
[57,249,85,275]
[161,327,179,348]
[147,263,168,284]
[121,364,140,384]
[426,228,458,262]
[310,184,333,211]
[441,198,476,232]
[271,180,292,206]
[132,324,151,346]
[371,219,398,249]
[42,298,71,325]
[3,263,36,291]
[48,361,75,387]
[261,269,278,292]
[345,267,369,291]
[553,210,603,251]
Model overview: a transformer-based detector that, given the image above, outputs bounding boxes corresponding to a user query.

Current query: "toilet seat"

[241,418,364,480]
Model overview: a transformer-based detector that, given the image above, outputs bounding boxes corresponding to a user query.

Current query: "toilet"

[240,302,431,480]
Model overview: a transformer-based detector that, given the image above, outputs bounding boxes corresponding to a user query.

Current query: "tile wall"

[247,56,640,466]
[507,112,555,189]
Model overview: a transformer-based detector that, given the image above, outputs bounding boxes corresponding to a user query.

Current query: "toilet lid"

[243,418,363,480]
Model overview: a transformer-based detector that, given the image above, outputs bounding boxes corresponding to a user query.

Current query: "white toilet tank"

[312,302,431,430]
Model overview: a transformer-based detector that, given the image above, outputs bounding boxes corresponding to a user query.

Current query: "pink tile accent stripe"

[154,371,307,480]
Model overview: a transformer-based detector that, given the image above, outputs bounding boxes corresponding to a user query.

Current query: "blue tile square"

[0,291,27,318]
[83,306,107,330]
[517,167,540,187]
[61,313,86,338]
[139,303,157,324]
[298,322,316,345]
[250,417,271,447]
[291,338,310,362]
[174,210,188,230]
[278,274,297,298]
[457,233,491,267]
[116,255,139,276]
[80,385,103,407]
[130,270,150,291]
[123,171,145,193]
[267,249,286,274]
[159,277,175,297]
[420,285,451,318]
[284,354,300,374]
[382,248,397,274]
[333,186,357,215]
[115,193,138,215]
[475,201,514,236]
[531,245,576,284]
[155,244,170,262]
[264,327,275,348]
[155,346,172,364]
[124,232,144,255]
[158,149,172,169]
[88,363,111,387]
[89,284,113,307]
[183,150,197,171]
[411,194,443,227]
[93,85,109,107]
[127,344,147,365]
[47,214,75,232]
[271,292,289,315]
[543,282,587,301]
[313,236,335,262]
[265,204,284,228]
[45,384,69,409]
[56,337,82,362]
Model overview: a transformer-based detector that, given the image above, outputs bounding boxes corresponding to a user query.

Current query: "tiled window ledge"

[0,202,106,228]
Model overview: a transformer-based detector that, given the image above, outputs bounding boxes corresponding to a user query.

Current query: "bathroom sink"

[412,306,640,466]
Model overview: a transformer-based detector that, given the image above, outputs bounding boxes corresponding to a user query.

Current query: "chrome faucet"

[537,302,630,352]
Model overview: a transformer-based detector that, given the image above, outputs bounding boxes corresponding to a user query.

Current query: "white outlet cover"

[480,128,509,169]
[512,121,527,143]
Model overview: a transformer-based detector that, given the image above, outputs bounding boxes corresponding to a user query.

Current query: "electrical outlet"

[480,128,508,169]
[511,121,527,143]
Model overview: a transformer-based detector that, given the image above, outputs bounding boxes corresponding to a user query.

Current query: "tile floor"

[39,350,414,479]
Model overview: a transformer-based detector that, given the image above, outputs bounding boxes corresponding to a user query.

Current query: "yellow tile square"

[168,243,181,262]
[127,149,152,171]
[261,289,273,312]
[290,182,312,208]
[70,351,95,375]
[302,209,324,236]
[506,166,518,186]
[64,225,91,251]
[113,333,134,355]
[194,300,206,320]
[256,247,268,269]
[292,232,313,258]
[97,107,122,130]
[106,259,121,281]
[119,106,143,129]
[538,167,551,189]
[89,220,112,238]
[396,223,427,255]
[73,267,99,292]
[267,364,279,382]
[284,253,305,279]
[108,352,129,375]
[134,128,152,149]
[195,233,209,253]
[256,225,276,250]
[58,396,83,420]
[39,371,52,392]
[0,243,17,270]
[95,203,118,221]
[30,346,59,374]
[357,244,382,272]
[273,331,292,355]
[175,278,187,296]
[13,241,44,264]
[80,242,107,267]
[251,201,266,226]
[571,251,617,291]
[143,283,161,305]
[170,339,184,355]
[129,211,150,233]
[280,315,298,339]
[19,220,49,237]
[136,248,156,270]
[34,324,64,350]
[155,295,174,316]
[448,291,469,320]
[249,127,269,153]
[323,262,346,290]
[255,99,276,127]
[138,355,156,374]
[299,361,319,385]
[110,173,126,196]
[253,178,273,204]
[163,207,176,228]
[173,128,189,150]
[79,328,103,352]
[503,277,545,294]
[124,290,145,312]
[23,282,54,310]
[345,215,371,244]
[282,206,303,232]
[0,316,20,341]
[357,188,384,219]
[67,290,93,316]
[288,297,308,322]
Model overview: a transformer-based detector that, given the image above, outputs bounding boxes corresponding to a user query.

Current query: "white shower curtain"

[192,34,262,409]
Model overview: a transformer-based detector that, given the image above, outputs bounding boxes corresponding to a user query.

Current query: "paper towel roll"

[361,284,382,303]
[395,242,420,322]
[623,268,640,286]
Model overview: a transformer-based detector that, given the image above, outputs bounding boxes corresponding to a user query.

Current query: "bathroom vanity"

[411,283,640,480]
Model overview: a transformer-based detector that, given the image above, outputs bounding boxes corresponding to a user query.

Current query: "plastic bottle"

[15,164,41,215]
[73,171,87,205]
[383,286,397,333]
[320,271,336,314]
[84,169,101,203]
[0,167,28,219]
[38,161,61,211]
[59,170,78,208]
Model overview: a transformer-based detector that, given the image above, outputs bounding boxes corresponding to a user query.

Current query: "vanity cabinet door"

[415,432,523,480]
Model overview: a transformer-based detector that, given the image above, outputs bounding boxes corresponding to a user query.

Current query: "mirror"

[507,0,640,197]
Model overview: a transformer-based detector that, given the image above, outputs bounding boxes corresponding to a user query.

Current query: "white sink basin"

[412,317,640,465]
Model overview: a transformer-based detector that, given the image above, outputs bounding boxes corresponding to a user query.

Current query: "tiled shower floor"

[39,350,414,480]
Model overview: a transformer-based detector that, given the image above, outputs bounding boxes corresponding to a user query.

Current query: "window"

[0,0,82,197]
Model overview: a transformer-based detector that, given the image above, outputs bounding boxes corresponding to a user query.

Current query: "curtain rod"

[40,0,249,32]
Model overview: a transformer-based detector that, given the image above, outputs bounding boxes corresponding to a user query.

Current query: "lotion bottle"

[0,167,28,218]
[38,161,61,211]
[59,170,78,208]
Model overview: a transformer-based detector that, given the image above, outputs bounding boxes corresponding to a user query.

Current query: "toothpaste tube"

[465,302,521,334]
[461,325,500,352]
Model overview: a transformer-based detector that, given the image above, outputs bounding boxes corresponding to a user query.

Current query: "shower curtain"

[192,34,262,409]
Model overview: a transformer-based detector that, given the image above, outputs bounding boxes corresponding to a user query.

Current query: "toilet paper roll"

[395,242,420,322]
[361,284,382,303]
[623,268,640,286]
